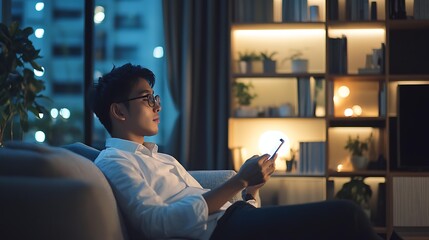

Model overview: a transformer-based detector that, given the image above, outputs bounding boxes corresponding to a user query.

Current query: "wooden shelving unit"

[228,0,429,239]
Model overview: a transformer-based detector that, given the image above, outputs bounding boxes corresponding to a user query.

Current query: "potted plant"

[0,21,47,145]
[282,49,308,73]
[260,51,277,74]
[232,81,258,117]
[335,176,372,218]
[344,134,372,170]
[238,51,261,74]
[285,147,297,172]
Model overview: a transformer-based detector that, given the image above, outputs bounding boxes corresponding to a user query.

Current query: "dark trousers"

[211,200,383,240]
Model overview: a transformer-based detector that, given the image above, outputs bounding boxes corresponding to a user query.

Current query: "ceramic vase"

[351,155,369,170]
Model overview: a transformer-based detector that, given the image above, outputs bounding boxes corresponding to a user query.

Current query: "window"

[4,0,169,148]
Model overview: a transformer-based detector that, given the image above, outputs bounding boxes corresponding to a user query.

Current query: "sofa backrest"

[62,142,101,162]
[0,141,126,240]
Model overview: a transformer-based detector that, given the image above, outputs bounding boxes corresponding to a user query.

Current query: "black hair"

[89,63,155,134]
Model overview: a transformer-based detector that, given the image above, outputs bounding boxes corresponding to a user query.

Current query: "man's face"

[121,78,161,137]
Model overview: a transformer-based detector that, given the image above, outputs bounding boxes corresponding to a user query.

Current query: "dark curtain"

[162,0,231,170]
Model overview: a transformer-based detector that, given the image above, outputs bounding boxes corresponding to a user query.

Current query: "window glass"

[6,0,169,148]
[92,0,168,149]
[10,0,85,145]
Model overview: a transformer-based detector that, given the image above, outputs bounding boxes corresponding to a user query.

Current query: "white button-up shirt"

[94,138,229,240]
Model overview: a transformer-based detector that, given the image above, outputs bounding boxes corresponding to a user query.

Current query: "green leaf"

[30,60,43,71]
[9,22,19,38]
[28,105,41,117]
[21,27,34,39]
[0,21,47,137]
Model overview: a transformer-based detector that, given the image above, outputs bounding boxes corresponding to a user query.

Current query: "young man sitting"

[90,63,382,240]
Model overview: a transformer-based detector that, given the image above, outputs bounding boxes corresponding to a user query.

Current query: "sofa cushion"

[0,142,126,240]
[62,142,101,162]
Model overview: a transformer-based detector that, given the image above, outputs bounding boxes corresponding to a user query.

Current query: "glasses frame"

[117,94,161,107]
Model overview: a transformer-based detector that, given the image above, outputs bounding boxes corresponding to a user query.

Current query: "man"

[90,63,382,240]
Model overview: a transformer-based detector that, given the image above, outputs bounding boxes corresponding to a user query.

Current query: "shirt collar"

[105,138,158,156]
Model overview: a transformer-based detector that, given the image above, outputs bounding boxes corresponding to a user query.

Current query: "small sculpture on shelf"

[232,81,258,117]
[344,134,373,171]
[285,147,297,172]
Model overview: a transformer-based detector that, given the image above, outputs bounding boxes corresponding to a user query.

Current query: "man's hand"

[236,154,276,188]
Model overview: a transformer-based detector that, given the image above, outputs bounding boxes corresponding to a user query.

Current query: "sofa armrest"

[189,170,260,205]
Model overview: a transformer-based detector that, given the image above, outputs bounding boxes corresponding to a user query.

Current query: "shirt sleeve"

[246,199,259,208]
[96,152,209,239]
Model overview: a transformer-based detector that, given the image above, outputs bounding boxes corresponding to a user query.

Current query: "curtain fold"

[163,0,231,170]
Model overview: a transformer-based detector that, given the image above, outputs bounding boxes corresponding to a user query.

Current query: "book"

[282,0,308,22]
[298,142,326,175]
[233,0,273,23]
[327,0,339,21]
[328,36,348,74]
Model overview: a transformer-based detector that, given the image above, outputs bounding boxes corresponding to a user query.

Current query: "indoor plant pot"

[351,155,369,170]
[260,51,277,74]
[291,59,308,73]
[344,134,372,171]
[232,81,257,117]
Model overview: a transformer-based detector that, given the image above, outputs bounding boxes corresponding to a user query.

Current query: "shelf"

[230,117,325,120]
[232,73,325,78]
[327,21,386,29]
[328,74,385,81]
[229,2,429,237]
[231,22,325,30]
[328,170,387,177]
[272,172,325,178]
[389,172,429,177]
[328,117,385,127]
[388,19,429,29]
[388,75,429,81]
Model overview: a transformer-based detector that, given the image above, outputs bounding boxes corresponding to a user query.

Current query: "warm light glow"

[234,29,325,38]
[315,106,325,117]
[337,164,344,172]
[329,28,385,37]
[352,105,363,116]
[333,95,339,105]
[258,130,290,160]
[153,46,164,58]
[344,108,353,117]
[34,66,44,77]
[338,86,350,98]
[35,28,44,38]
[35,131,45,142]
[94,6,105,24]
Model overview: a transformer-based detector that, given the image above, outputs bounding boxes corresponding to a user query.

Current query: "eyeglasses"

[117,94,161,107]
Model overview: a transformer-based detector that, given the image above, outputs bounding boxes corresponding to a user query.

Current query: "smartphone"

[268,138,285,160]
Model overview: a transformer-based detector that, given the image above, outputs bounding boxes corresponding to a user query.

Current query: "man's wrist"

[244,193,255,201]
[231,174,248,189]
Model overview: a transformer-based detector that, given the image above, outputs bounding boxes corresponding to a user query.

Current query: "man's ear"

[110,103,127,121]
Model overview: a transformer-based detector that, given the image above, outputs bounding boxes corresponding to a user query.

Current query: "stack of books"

[346,0,369,21]
[298,141,326,175]
[414,0,429,19]
[298,77,325,117]
[282,0,308,22]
